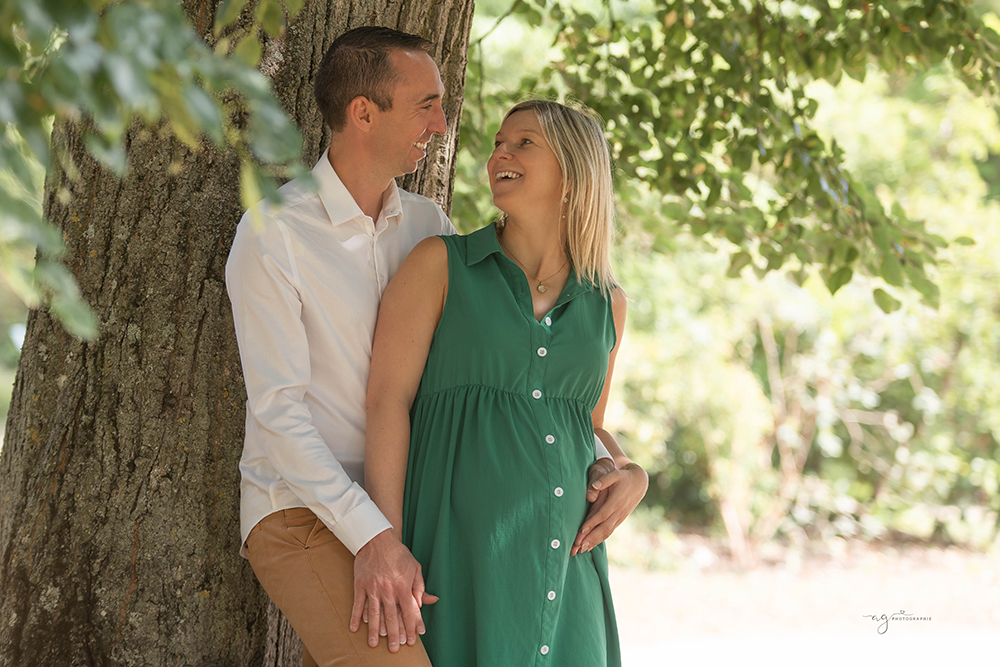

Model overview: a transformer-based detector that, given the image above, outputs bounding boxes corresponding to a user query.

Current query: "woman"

[365,100,648,666]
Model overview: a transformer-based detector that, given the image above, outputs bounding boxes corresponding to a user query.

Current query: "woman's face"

[487,110,564,218]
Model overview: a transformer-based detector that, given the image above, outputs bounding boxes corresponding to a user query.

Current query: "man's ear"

[348,96,374,132]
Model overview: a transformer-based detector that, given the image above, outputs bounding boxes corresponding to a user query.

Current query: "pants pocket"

[283,508,320,549]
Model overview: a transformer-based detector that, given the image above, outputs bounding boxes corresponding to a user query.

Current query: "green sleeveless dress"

[402,223,622,667]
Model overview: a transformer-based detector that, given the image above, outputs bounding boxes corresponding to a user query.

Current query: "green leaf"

[652,230,676,253]
[879,254,905,287]
[952,236,976,246]
[873,288,901,314]
[183,84,224,144]
[248,99,301,163]
[825,266,853,294]
[726,251,752,277]
[723,223,745,244]
[732,147,753,171]
[257,0,285,37]
[903,264,940,308]
[34,259,98,339]
[239,159,264,219]
[215,0,251,34]
[662,201,687,221]
[234,35,262,67]
[103,54,157,116]
[871,222,891,253]
[84,133,127,175]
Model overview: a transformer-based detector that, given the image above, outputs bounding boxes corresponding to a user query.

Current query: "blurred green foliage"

[0,0,307,338]
[456,0,1000,314]
[463,0,1000,556]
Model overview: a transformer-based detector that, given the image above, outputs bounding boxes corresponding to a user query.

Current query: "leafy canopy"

[456,0,1000,312]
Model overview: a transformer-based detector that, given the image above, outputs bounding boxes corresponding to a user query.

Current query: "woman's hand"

[571,462,648,556]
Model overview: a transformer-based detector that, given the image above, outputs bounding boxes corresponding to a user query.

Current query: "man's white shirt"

[227,150,454,556]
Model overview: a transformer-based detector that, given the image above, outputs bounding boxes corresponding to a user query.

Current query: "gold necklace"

[500,239,569,293]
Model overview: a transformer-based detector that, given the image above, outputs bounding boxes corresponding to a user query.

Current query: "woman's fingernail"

[582,541,590,551]
[418,625,425,634]
[591,481,602,490]
[370,638,378,647]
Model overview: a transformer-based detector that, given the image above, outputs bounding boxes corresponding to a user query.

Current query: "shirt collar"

[314,148,403,227]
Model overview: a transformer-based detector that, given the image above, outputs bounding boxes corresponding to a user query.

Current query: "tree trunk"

[0,1,473,665]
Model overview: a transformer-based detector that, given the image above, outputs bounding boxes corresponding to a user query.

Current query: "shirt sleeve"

[594,433,612,462]
[226,210,391,555]
[439,205,458,236]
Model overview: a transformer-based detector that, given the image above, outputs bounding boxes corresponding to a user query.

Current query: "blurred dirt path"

[607,539,999,665]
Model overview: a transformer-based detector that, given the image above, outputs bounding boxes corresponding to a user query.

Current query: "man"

[227,27,452,667]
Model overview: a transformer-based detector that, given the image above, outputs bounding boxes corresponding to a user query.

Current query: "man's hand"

[350,529,438,652]
[571,461,648,556]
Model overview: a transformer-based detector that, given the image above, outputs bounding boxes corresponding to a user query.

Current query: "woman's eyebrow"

[494,129,543,140]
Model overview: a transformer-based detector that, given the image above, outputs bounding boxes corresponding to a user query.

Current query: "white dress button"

[550,539,560,549]
[532,389,542,399]
[537,347,547,357]
[545,434,555,444]
[544,316,552,326]
[554,487,564,497]
[540,645,550,656]
[547,590,556,601]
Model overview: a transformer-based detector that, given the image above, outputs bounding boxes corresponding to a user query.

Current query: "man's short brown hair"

[314,27,433,132]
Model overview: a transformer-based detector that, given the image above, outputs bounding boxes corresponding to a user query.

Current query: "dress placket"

[527,310,564,662]
[500,256,566,661]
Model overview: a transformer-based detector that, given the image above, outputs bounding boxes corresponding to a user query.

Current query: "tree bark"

[0,1,473,665]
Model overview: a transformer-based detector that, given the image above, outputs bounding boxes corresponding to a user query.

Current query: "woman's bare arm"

[572,288,649,556]
[365,236,449,536]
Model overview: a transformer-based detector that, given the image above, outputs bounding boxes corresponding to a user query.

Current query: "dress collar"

[466,222,593,305]
[465,222,504,266]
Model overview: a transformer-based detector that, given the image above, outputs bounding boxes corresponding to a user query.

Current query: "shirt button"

[544,316,552,326]
[537,347,547,357]
[540,646,550,656]
[545,435,555,444]
[532,389,542,399]
[547,590,556,601]
[550,539,560,549]
[554,487,564,497]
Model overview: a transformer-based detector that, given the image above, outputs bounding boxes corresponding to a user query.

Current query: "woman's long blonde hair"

[500,99,617,295]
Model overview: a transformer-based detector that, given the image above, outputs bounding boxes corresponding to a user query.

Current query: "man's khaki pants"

[246,508,433,667]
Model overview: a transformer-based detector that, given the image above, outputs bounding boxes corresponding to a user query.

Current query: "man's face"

[372,50,447,178]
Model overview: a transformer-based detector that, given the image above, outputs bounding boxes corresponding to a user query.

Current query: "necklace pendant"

[537,283,548,293]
